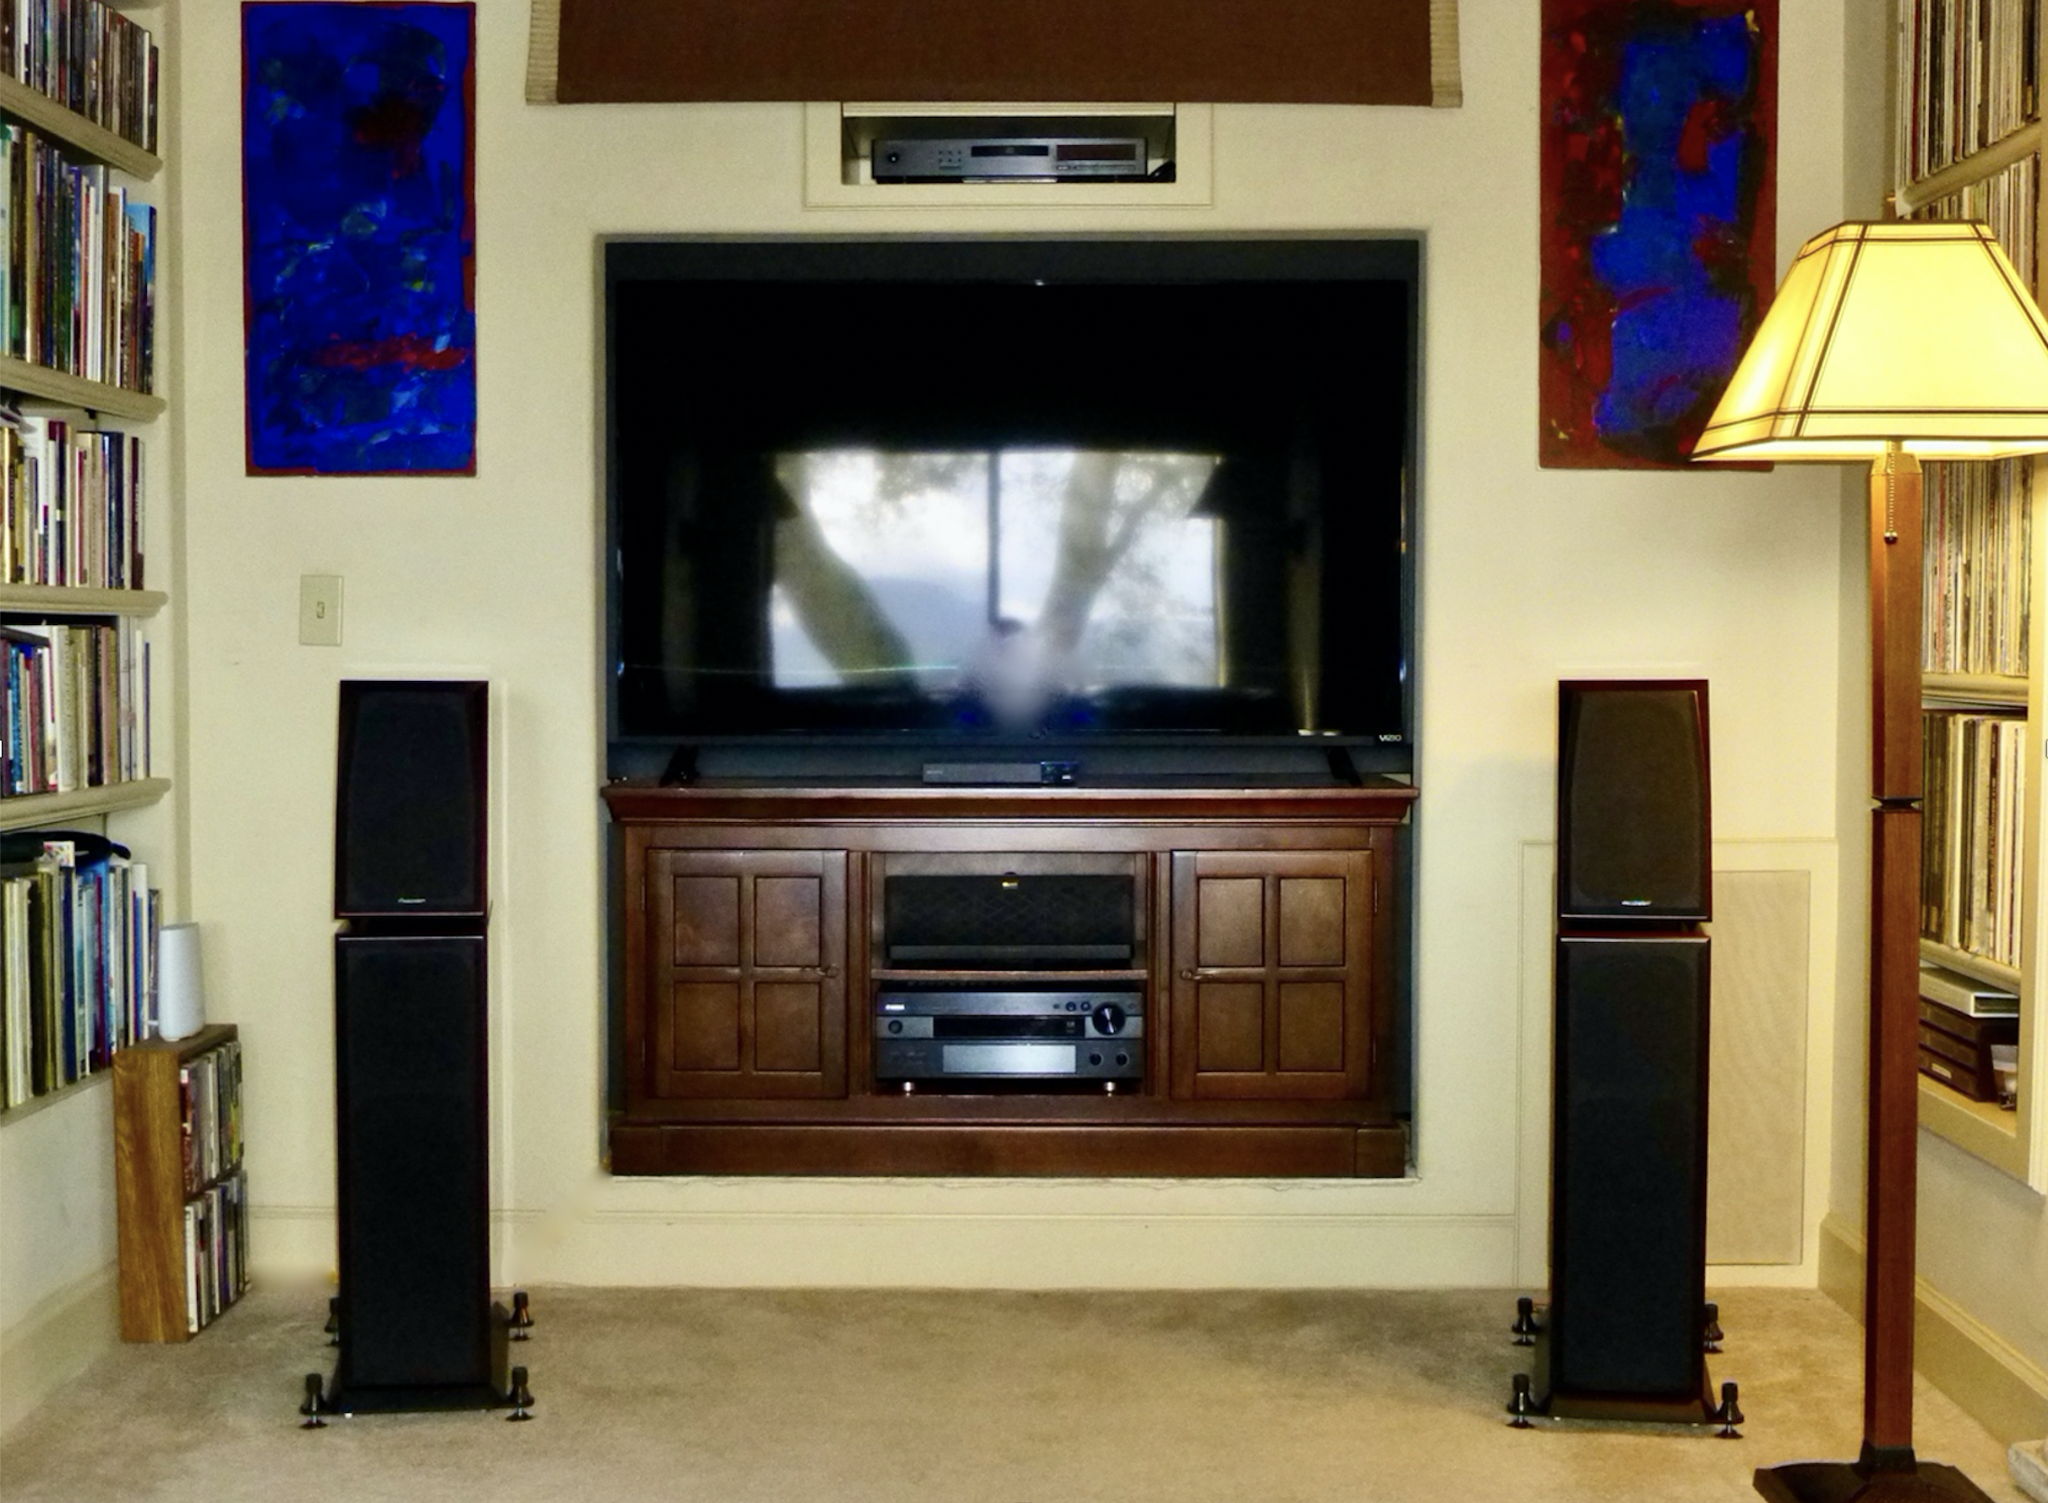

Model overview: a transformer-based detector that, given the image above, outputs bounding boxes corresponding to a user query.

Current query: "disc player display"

[872,137,1149,182]
[876,990,1143,1082]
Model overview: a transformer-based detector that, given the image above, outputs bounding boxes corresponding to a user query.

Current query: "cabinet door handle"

[820,964,838,978]
[1179,967,1199,981]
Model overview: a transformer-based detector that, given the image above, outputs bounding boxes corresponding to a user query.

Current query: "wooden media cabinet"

[604,780,1415,1178]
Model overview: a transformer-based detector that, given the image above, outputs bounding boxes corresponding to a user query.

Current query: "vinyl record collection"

[1896,0,2039,183]
[0,827,158,1109]
[0,408,142,587]
[1,0,159,152]
[0,613,148,793]
[1922,455,2032,679]
[1921,708,2028,970]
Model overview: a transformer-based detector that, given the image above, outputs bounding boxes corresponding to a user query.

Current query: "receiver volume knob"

[1093,1002,1128,1035]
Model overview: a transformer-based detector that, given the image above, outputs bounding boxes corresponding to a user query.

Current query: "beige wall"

[154,1,1861,1290]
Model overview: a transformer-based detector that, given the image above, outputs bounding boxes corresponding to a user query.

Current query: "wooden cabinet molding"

[606,779,1415,1178]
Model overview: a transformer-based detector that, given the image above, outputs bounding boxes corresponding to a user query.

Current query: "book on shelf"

[183,1168,248,1334]
[0,0,159,154]
[0,404,145,589]
[0,823,155,1110]
[1918,958,2021,1015]
[0,117,154,392]
[0,611,147,794]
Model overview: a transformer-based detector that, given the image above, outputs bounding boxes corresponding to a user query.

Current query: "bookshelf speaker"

[1556,680,1710,923]
[333,933,493,1400]
[335,680,488,921]
[1550,933,1711,1401]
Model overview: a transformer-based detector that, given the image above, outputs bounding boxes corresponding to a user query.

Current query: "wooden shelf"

[1922,671,2029,707]
[0,71,159,180]
[114,1025,244,1342]
[0,353,163,420]
[0,777,170,830]
[0,584,166,617]
[1918,1073,2025,1177]
[1919,938,2024,995]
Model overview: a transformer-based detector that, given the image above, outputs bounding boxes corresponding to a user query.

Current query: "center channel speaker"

[883,873,1135,967]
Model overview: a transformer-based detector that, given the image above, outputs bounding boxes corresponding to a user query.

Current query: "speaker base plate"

[1518,1311,1721,1426]
[1753,1459,1996,1503]
[323,1300,516,1416]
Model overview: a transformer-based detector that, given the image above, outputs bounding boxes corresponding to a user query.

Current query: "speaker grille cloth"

[336,937,489,1388]
[1560,687,1706,919]
[885,875,1133,955]
[1553,938,1707,1397]
[338,685,484,916]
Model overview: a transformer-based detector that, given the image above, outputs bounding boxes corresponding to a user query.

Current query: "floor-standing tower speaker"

[1516,680,1727,1427]
[324,680,516,1414]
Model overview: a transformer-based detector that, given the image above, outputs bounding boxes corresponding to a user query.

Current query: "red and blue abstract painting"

[242,3,476,475]
[1539,0,1777,469]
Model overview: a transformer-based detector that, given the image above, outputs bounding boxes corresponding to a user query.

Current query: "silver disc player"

[872,137,1149,182]
[875,989,1144,1081]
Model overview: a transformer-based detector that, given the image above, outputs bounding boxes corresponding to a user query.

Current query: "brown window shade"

[534,0,1460,108]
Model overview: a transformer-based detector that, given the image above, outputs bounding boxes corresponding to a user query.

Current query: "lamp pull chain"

[1883,445,1899,544]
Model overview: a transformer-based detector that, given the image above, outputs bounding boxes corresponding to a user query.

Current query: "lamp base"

[1755,1447,1996,1503]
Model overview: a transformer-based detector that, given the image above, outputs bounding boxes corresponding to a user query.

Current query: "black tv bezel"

[600,234,1421,781]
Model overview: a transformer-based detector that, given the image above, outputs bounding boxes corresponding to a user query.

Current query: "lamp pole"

[1754,443,1992,1503]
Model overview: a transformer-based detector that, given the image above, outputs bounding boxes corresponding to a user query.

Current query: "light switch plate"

[299,574,343,646]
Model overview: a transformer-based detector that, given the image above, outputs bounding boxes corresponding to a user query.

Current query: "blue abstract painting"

[242,3,476,475]
[1539,0,1777,469]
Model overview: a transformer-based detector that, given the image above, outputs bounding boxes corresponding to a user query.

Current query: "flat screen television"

[604,237,1419,781]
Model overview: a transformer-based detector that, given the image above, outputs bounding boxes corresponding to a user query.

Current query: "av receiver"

[872,137,1149,182]
[875,990,1144,1083]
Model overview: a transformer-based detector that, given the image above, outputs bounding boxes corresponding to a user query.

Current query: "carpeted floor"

[0,1286,2029,1502]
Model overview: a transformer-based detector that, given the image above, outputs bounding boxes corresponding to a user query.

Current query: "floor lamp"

[1692,220,2048,1503]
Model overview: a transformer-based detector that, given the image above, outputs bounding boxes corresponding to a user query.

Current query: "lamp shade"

[1691,220,2048,462]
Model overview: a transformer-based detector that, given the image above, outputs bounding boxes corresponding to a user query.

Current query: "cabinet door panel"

[1277,980,1346,1072]
[1194,982,1267,1072]
[1196,877,1266,967]
[1278,877,1347,967]
[668,981,743,1072]
[754,982,825,1073]
[1171,850,1374,1100]
[755,876,825,968]
[671,876,741,966]
[647,849,847,1100]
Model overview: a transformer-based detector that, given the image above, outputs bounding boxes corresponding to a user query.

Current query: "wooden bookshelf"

[0,72,155,180]
[113,1025,246,1342]
[1901,0,2048,1190]
[0,777,168,832]
[0,584,165,616]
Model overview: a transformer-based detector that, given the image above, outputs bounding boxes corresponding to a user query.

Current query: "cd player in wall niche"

[875,990,1144,1083]
[872,137,1150,182]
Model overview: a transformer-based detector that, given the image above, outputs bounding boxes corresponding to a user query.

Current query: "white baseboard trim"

[0,1263,117,1440]
[1820,1214,2048,1447]
[2012,1439,2048,1501]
